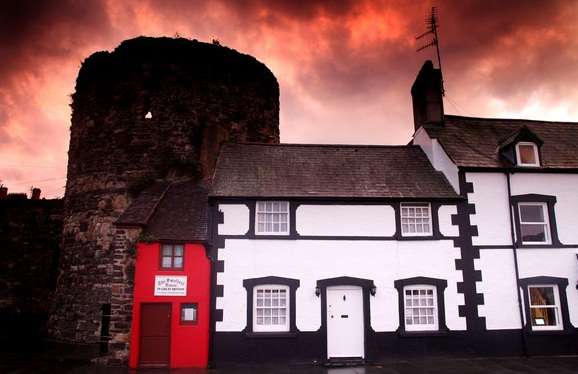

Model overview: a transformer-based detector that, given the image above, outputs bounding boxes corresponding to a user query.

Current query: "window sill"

[397,329,449,338]
[525,329,572,336]
[396,235,439,241]
[244,331,298,339]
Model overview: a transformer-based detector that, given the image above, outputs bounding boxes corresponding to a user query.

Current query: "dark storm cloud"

[1,0,577,197]
[0,0,111,81]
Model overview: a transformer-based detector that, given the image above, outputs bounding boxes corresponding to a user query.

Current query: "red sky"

[1,0,578,198]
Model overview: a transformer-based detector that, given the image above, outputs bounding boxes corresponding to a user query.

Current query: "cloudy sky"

[1,0,578,198]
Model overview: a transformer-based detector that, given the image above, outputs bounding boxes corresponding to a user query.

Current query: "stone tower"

[49,37,279,345]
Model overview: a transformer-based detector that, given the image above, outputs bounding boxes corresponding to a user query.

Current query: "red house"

[116,181,210,368]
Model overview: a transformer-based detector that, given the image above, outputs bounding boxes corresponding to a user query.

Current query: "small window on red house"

[160,244,184,269]
[180,303,198,324]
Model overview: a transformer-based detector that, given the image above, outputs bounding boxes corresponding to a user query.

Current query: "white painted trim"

[400,202,433,237]
[515,142,540,167]
[518,202,551,245]
[528,284,563,331]
[403,285,439,331]
[253,284,290,332]
[255,201,290,235]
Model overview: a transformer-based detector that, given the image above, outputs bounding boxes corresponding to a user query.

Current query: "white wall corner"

[413,127,459,193]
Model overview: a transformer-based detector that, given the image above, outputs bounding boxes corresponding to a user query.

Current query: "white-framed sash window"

[256,201,289,235]
[515,142,540,167]
[528,285,562,331]
[253,285,289,332]
[403,285,438,331]
[401,203,432,236]
[518,202,550,244]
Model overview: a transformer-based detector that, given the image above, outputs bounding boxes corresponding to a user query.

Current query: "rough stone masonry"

[48,36,280,360]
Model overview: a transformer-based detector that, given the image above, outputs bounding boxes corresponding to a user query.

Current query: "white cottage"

[206,61,578,364]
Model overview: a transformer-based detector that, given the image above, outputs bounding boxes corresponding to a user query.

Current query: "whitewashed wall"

[438,205,459,237]
[218,204,249,235]
[215,239,466,332]
[413,128,460,192]
[466,171,578,331]
[517,248,578,327]
[510,173,578,245]
[296,205,395,236]
[466,173,511,246]
[475,249,521,329]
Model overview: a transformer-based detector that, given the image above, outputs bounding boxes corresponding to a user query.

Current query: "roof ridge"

[224,142,420,149]
[444,114,578,125]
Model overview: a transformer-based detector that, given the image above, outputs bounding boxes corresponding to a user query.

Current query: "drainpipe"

[506,172,527,357]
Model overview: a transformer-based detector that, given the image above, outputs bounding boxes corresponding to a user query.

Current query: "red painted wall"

[129,242,210,368]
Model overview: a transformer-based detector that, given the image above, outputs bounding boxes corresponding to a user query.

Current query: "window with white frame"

[518,203,550,244]
[528,285,562,330]
[403,285,438,331]
[253,285,289,332]
[256,201,289,235]
[515,142,540,167]
[401,203,432,236]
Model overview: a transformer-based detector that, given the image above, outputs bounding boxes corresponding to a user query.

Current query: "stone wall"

[0,195,62,344]
[49,36,280,355]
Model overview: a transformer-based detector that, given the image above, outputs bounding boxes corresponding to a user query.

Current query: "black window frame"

[510,194,561,247]
[394,276,449,336]
[519,276,573,334]
[242,276,300,337]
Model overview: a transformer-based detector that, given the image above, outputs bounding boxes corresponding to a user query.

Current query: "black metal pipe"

[506,172,528,356]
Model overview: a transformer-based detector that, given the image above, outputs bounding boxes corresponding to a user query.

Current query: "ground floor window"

[242,276,300,335]
[180,303,198,324]
[394,276,447,334]
[528,285,562,330]
[519,276,570,333]
[403,285,438,331]
[254,285,289,332]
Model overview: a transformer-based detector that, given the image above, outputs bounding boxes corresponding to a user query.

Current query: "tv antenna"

[416,7,444,95]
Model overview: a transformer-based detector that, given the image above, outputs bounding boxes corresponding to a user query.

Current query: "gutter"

[506,172,528,356]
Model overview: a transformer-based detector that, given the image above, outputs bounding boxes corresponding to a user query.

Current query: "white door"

[326,286,364,359]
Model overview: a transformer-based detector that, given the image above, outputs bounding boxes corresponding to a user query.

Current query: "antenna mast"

[416,7,444,95]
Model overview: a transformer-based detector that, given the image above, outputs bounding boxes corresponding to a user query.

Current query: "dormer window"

[515,142,540,167]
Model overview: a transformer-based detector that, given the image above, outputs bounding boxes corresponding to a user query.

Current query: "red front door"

[139,303,171,367]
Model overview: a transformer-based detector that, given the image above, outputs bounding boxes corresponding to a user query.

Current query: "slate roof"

[210,143,459,199]
[146,181,208,242]
[115,180,208,242]
[424,115,578,168]
[115,181,171,226]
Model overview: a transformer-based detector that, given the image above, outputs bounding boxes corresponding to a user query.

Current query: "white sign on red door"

[154,275,187,296]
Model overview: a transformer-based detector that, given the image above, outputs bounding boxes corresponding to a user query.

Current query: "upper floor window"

[515,142,540,167]
[160,244,184,269]
[528,285,562,331]
[518,202,550,244]
[256,201,289,235]
[401,203,432,236]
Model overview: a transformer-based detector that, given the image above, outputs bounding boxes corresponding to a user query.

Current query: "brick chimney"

[411,60,444,132]
[31,188,41,200]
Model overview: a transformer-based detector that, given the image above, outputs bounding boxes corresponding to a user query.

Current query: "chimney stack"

[31,188,41,200]
[411,60,444,132]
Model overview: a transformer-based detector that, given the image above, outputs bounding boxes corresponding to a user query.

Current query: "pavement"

[1,340,578,374]
[3,355,578,374]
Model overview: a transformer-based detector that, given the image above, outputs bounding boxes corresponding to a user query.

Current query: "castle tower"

[49,37,279,346]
